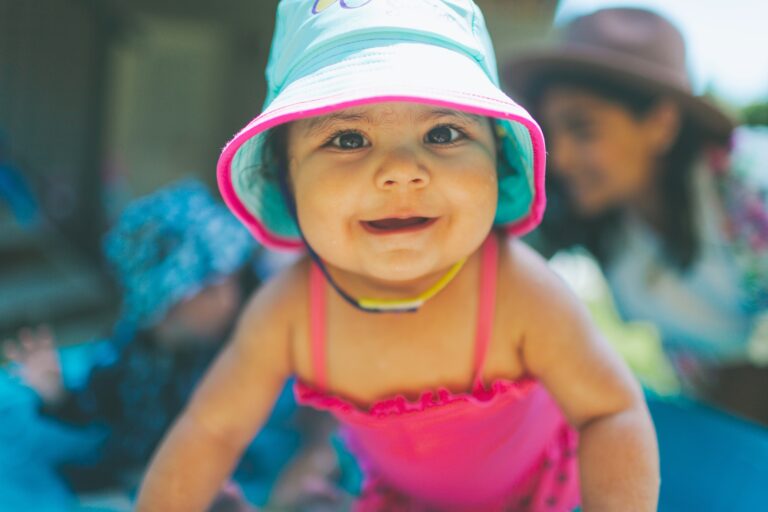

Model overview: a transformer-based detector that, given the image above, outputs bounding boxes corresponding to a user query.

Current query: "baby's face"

[286,101,497,283]
[154,274,242,350]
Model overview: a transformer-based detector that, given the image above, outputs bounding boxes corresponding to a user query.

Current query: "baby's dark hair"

[524,70,717,270]
[261,123,291,184]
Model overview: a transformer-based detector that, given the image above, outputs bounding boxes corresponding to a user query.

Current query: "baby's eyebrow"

[418,108,484,125]
[302,112,372,137]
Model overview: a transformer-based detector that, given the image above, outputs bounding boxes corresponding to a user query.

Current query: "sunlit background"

[555,0,768,105]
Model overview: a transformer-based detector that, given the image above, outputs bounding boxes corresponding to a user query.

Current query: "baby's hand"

[2,325,65,405]
[269,445,348,511]
[209,481,259,512]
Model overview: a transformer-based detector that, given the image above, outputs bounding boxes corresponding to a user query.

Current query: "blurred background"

[1,0,767,510]
[0,0,563,348]
[1,0,765,346]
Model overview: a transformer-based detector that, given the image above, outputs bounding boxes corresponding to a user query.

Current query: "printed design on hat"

[312,0,373,15]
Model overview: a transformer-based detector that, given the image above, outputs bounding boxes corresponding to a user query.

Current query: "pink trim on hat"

[217,95,546,250]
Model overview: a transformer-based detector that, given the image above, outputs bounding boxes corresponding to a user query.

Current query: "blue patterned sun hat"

[103,179,255,329]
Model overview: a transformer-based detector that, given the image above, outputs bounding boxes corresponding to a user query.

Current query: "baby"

[138,1,659,510]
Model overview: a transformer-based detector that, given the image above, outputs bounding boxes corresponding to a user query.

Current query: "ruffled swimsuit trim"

[294,375,538,422]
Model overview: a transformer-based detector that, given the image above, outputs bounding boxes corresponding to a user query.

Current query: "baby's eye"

[425,125,464,145]
[328,131,369,150]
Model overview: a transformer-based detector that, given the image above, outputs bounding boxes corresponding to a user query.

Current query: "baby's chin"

[363,262,441,285]
[334,252,459,289]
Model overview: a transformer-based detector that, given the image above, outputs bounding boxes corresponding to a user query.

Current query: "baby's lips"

[360,216,438,233]
[365,216,432,229]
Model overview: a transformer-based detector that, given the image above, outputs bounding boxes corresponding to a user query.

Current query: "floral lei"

[708,126,768,314]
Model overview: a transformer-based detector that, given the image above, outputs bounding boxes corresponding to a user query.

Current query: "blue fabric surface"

[649,397,768,511]
[0,370,106,511]
[1,342,302,509]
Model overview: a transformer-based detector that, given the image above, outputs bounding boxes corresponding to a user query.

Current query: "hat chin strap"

[277,167,465,314]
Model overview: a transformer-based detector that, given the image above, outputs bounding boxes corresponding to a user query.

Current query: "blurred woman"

[505,7,768,423]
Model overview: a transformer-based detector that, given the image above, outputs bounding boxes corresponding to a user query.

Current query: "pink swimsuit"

[294,236,581,511]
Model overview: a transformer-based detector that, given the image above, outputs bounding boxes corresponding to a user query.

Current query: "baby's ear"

[492,121,504,157]
[494,121,507,141]
[494,124,519,178]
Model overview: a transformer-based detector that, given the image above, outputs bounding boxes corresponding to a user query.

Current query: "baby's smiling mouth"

[361,216,437,234]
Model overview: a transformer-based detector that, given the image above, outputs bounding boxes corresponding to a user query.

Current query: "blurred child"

[2,179,321,509]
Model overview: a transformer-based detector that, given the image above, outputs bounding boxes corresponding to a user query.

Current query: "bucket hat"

[103,179,254,329]
[504,7,733,139]
[217,0,547,251]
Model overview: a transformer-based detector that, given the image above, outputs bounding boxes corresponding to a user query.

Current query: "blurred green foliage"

[742,100,768,126]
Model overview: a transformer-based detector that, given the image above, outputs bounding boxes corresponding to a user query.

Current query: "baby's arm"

[136,267,302,511]
[508,241,659,511]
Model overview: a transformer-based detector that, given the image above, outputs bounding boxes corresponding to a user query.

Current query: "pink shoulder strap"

[309,263,328,390]
[472,233,499,387]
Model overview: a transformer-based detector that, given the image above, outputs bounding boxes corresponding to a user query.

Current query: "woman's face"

[540,86,677,216]
[286,101,498,285]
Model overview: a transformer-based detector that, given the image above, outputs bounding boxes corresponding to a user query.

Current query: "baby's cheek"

[463,173,498,212]
[296,196,351,255]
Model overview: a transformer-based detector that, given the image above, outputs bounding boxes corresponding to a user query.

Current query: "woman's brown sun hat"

[504,7,734,139]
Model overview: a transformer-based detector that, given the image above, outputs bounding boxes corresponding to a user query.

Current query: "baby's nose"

[374,149,430,190]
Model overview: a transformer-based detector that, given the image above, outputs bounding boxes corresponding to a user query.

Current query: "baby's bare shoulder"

[176,260,313,451]
[498,239,573,306]
[497,238,596,345]
[246,257,309,314]
[230,257,310,370]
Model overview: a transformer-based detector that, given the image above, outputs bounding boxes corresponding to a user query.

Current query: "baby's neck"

[322,253,480,302]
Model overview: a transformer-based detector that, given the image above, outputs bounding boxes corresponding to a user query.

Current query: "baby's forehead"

[296,102,487,135]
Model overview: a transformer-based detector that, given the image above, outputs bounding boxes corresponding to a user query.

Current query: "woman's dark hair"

[525,70,716,271]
